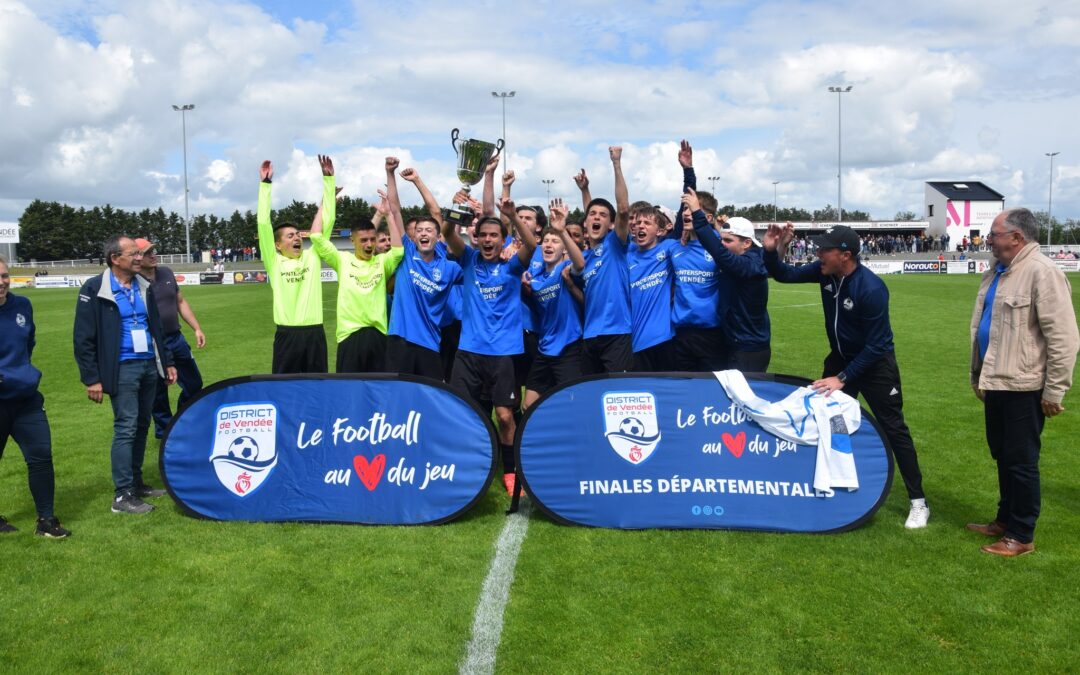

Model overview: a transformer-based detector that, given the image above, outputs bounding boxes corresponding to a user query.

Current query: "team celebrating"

[0,140,1076,556]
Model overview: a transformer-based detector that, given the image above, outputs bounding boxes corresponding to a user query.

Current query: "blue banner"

[162,375,497,525]
[517,374,893,532]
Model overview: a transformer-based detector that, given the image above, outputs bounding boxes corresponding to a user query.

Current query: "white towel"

[713,370,861,496]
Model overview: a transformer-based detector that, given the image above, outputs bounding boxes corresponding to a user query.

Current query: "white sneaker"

[905,499,929,529]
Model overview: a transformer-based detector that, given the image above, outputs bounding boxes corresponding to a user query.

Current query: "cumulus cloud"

[0,0,1078,230]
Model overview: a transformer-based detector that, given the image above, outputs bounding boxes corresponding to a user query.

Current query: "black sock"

[499,444,515,474]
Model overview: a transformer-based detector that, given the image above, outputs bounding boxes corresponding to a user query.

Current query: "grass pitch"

[1,275,1078,672]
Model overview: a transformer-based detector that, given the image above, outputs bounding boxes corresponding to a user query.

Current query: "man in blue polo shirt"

[74,235,177,515]
[443,195,537,496]
[573,146,633,373]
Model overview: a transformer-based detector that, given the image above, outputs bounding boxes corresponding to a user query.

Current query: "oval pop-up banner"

[516,373,893,532]
[161,375,497,525]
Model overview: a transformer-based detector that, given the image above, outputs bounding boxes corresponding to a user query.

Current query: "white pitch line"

[459,500,533,675]
[775,302,820,308]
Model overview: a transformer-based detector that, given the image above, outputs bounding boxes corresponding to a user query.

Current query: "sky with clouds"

[2,0,1079,231]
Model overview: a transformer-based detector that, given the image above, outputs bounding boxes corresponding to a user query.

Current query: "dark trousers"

[984,390,1044,544]
[824,351,925,500]
[272,325,328,375]
[0,391,56,518]
[729,347,771,374]
[153,332,203,438]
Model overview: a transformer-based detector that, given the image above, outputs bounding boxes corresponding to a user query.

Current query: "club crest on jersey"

[209,403,278,497]
[843,297,854,310]
[602,392,662,464]
[704,252,713,262]
[432,268,442,282]
[15,313,26,328]
[655,250,667,262]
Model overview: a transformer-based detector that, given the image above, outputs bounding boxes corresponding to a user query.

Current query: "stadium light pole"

[772,180,780,221]
[828,85,852,223]
[491,91,515,174]
[708,176,720,195]
[172,104,195,263]
[542,178,555,203]
[1046,151,1059,247]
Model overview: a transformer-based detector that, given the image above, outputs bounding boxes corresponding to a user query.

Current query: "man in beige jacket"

[968,208,1079,557]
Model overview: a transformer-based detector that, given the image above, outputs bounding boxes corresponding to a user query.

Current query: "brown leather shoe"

[966,521,1006,537]
[981,537,1034,557]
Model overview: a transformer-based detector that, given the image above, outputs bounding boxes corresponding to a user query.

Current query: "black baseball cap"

[812,225,860,254]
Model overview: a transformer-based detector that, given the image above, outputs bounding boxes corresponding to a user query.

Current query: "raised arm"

[573,168,592,212]
[310,155,337,236]
[549,198,584,273]
[611,146,630,242]
[500,197,537,267]
[385,156,403,237]
[371,189,388,229]
[481,154,500,217]
[309,155,341,267]
[257,160,275,272]
[401,168,443,228]
[501,170,515,202]
[442,191,467,259]
[762,222,821,283]
[672,139,696,240]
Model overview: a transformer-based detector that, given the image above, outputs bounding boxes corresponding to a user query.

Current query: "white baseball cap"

[724,217,761,247]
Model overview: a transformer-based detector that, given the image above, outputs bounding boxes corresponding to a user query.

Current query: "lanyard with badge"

[118,281,151,353]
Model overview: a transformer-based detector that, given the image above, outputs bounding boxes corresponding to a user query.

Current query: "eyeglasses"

[985,230,1015,241]
[116,251,145,258]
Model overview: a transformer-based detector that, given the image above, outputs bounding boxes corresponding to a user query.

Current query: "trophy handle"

[451,128,460,154]
[495,138,505,153]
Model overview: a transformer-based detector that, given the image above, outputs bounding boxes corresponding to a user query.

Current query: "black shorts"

[582,333,633,374]
[513,330,540,390]
[633,339,675,373]
[439,320,461,382]
[526,342,583,395]
[336,327,387,374]
[674,326,728,371]
[451,350,519,408]
[386,336,444,380]
[273,325,328,374]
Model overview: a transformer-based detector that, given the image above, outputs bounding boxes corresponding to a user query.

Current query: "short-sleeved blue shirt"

[458,246,527,355]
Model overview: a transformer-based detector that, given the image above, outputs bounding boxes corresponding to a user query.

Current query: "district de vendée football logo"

[602,391,662,464]
[209,403,278,497]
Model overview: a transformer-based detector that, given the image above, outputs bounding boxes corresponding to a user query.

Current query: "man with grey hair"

[74,235,177,514]
[968,207,1078,557]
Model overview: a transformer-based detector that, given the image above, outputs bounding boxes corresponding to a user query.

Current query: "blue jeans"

[109,359,158,496]
[153,332,203,437]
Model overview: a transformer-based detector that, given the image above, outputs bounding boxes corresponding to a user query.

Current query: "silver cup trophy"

[445,128,504,229]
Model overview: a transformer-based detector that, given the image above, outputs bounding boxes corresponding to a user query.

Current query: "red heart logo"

[353,454,386,491]
[722,432,746,459]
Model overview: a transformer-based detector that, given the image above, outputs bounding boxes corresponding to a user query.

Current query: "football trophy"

[445,128,504,230]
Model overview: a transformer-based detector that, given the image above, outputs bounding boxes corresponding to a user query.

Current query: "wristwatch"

[837,371,847,384]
